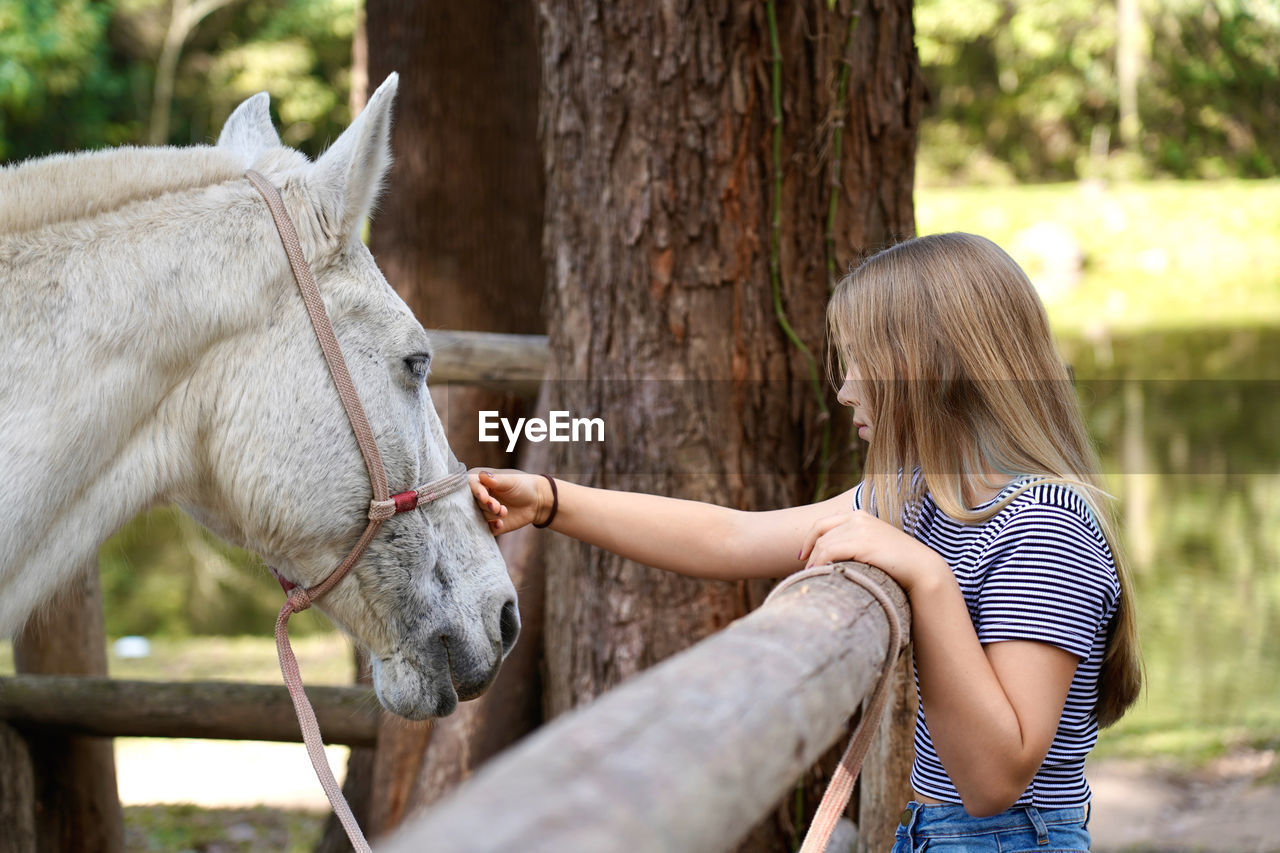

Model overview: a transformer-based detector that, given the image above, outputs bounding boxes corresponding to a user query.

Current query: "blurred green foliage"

[0,0,357,163]
[1067,333,1280,758]
[5,0,1277,182]
[1,634,354,683]
[97,507,343,638]
[916,0,1280,183]
[124,804,323,852]
[916,181,1280,332]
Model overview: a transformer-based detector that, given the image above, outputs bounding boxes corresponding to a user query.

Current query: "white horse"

[0,75,518,720]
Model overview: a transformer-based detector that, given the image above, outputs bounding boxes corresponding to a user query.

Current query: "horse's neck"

[0,182,290,635]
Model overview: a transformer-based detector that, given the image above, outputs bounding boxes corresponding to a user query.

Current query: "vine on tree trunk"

[765,0,830,503]
[826,8,862,290]
[765,0,862,504]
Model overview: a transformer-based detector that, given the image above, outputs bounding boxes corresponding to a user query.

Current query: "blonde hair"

[827,232,1141,728]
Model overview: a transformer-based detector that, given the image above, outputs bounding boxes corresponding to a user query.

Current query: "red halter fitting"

[268,468,470,595]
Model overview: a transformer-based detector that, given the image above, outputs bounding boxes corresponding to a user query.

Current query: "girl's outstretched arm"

[469,468,855,581]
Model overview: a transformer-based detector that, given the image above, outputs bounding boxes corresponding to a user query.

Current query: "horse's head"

[181,75,517,720]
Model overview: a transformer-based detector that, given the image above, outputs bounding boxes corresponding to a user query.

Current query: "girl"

[470,232,1141,851]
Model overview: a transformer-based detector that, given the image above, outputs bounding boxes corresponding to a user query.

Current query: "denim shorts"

[890,800,1091,852]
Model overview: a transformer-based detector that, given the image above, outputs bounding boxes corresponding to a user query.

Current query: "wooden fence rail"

[380,563,910,853]
[0,676,380,746]
[427,331,548,392]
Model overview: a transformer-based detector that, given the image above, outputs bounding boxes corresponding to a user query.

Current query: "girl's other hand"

[468,468,550,534]
[798,508,948,593]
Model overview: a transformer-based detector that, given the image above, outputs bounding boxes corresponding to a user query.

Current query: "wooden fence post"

[0,722,36,853]
[13,565,124,853]
[856,652,918,852]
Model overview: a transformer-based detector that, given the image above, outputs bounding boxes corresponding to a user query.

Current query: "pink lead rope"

[246,170,469,852]
[763,563,909,853]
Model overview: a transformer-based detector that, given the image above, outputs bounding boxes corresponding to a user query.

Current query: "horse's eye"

[404,353,431,382]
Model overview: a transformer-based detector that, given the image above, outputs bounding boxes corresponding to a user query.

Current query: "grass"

[0,632,355,684]
[915,180,1280,335]
[124,804,324,853]
[1092,722,1280,766]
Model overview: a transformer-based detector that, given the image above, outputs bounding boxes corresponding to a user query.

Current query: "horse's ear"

[310,73,398,240]
[217,92,281,165]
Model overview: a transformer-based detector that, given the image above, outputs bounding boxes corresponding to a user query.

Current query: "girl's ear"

[217,92,282,167]
[309,72,399,240]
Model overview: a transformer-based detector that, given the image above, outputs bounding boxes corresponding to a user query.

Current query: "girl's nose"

[837,380,859,408]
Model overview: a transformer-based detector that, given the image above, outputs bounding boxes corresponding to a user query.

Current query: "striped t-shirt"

[852,477,1120,808]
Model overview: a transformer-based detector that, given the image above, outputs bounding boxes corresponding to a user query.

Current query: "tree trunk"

[1116,0,1141,149]
[331,0,546,845]
[366,0,544,338]
[13,567,124,853]
[536,1,920,849]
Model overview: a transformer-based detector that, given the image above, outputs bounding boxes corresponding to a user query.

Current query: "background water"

[917,180,1280,758]
[1062,328,1280,756]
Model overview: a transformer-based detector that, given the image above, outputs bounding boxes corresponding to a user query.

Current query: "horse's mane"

[0,146,247,236]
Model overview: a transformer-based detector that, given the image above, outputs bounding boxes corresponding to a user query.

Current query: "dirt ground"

[115,741,1280,851]
[115,739,348,811]
[1087,748,1280,852]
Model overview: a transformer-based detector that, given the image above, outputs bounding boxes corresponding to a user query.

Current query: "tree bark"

[536,1,920,849]
[366,0,544,338]
[13,567,124,853]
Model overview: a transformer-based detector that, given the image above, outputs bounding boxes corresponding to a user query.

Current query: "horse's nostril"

[499,598,520,656]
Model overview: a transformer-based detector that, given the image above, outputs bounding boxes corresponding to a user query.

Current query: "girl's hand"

[798,509,948,593]
[468,468,552,534]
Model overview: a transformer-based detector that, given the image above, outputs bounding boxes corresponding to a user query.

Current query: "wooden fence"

[1,562,909,853]
[427,330,549,393]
